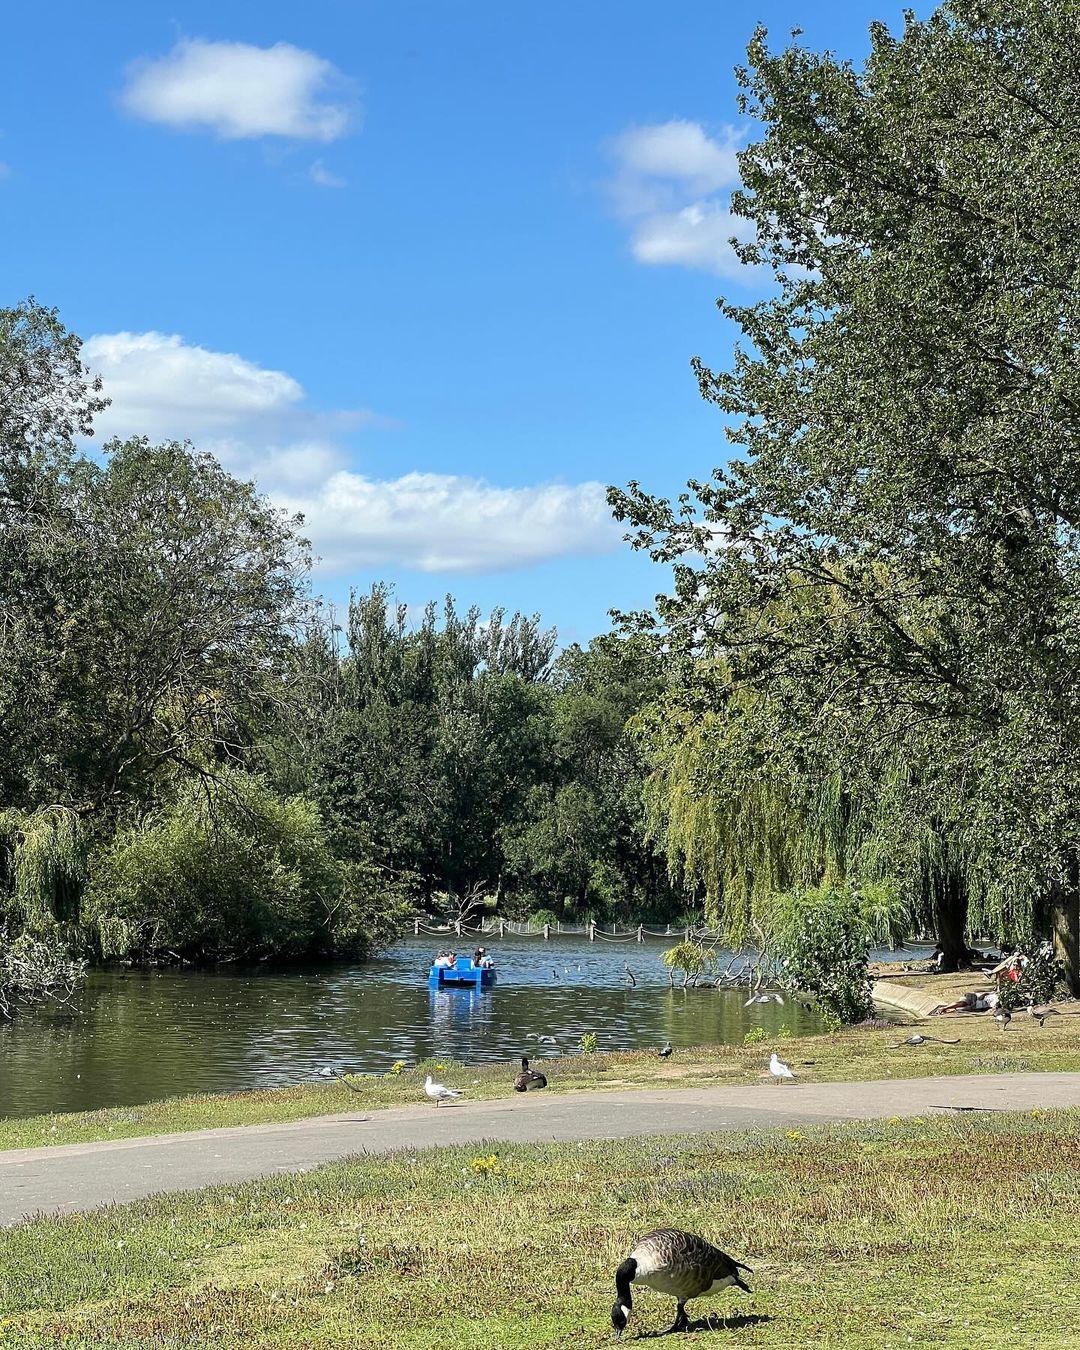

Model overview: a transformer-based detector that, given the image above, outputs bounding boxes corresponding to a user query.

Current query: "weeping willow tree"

[0,805,86,933]
[635,660,1038,973]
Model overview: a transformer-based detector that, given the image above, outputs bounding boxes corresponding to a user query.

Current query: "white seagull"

[424,1074,463,1108]
[769,1052,796,1084]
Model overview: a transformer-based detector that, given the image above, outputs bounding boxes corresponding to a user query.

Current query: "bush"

[765,885,875,1024]
[661,940,716,986]
[85,770,407,963]
[998,941,1069,1011]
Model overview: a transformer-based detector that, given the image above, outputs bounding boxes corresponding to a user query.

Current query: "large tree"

[612,0,1080,983]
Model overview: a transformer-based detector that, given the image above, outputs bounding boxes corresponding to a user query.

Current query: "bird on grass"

[658,1042,673,1059]
[611,1228,752,1338]
[769,1052,796,1084]
[888,1033,960,1049]
[1028,1005,1061,1028]
[513,1056,547,1092]
[994,1008,1013,1033]
[424,1074,463,1107]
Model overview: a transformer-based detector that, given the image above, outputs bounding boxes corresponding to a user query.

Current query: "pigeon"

[769,1052,796,1083]
[658,1042,673,1059]
[888,1034,960,1049]
[424,1074,463,1107]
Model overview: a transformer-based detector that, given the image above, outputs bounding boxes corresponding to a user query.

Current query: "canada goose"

[888,1034,960,1049]
[1028,1005,1060,1028]
[513,1056,547,1092]
[624,964,637,987]
[611,1228,752,1337]
[658,1042,673,1059]
[994,1008,1012,1032]
[525,1033,558,1045]
[423,1074,462,1107]
[769,1052,795,1083]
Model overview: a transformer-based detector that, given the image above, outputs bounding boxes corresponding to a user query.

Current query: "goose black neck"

[615,1258,637,1306]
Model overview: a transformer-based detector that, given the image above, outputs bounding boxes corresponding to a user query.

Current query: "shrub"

[763,884,876,1024]
[661,940,716,987]
[85,769,407,963]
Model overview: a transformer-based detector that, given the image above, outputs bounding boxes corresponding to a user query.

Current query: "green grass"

[4,1007,1080,1154]
[2,1108,1078,1348]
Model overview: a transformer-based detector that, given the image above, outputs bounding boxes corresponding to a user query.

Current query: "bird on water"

[513,1056,548,1092]
[424,1074,462,1107]
[611,1228,752,1337]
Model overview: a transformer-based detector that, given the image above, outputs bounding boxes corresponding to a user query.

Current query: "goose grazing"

[658,1041,673,1059]
[513,1056,547,1092]
[423,1074,462,1107]
[769,1052,796,1084]
[994,1008,1012,1033]
[888,1033,960,1049]
[1028,1004,1060,1028]
[611,1228,752,1337]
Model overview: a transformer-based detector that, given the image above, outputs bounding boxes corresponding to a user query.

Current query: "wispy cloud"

[83,331,619,574]
[608,119,754,278]
[121,38,357,142]
[309,159,346,189]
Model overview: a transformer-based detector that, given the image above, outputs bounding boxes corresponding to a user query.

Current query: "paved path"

[3,1072,1079,1228]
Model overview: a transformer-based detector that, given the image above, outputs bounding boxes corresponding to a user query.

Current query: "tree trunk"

[932,869,969,972]
[1051,853,1080,997]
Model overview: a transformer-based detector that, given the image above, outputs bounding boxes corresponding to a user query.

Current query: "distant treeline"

[0,299,682,984]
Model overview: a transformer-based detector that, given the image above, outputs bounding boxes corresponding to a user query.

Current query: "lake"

[0,933,925,1119]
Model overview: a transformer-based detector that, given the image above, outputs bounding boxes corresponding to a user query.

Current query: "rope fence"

[412,918,725,944]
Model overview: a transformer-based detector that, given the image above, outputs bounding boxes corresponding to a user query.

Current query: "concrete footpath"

[3,1072,1079,1228]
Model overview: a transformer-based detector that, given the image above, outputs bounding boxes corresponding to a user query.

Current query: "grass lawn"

[1,1107,1077,1348]
[3,997,1080,1153]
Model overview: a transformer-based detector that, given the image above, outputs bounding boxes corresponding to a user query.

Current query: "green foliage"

[742,1026,768,1046]
[760,886,876,1025]
[612,2,1080,989]
[998,945,1069,1012]
[578,1031,598,1055]
[660,940,716,986]
[0,806,85,930]
[85,770,404,963]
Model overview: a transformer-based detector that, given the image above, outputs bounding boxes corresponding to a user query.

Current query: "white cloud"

[277,471,619,574]
[82,330,619,574]
[631,203,756,278]
[83,331,305,438]
[608,119,757,278]
[309,159,346,188]
[121,38,356,141]
[613,120,741,205]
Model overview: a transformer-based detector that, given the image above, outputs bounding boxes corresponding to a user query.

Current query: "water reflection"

[0,934,925,1119]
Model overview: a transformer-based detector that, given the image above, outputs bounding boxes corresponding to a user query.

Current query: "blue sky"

[2,0,896,644]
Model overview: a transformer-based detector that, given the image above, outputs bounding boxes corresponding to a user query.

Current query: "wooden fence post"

[455,919,461,937]
[414,919,419,935]
[637,925,643,943]
[543,923,550,941]
[589,922,596,942]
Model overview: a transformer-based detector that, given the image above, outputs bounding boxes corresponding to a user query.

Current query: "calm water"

[0,934,924,1119]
